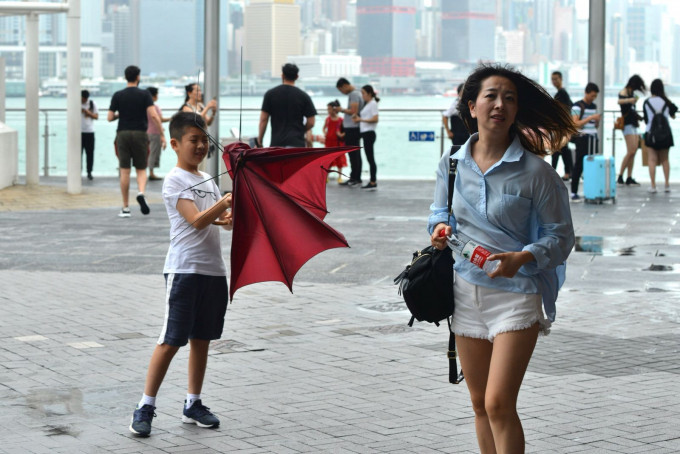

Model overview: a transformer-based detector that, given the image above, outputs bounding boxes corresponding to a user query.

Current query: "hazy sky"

[575,0,680,22]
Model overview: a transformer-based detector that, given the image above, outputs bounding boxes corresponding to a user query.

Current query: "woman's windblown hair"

[457,64,578,156]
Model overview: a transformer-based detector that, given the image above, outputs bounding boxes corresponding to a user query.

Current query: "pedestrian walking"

[81,90,98,180]
[128,112,233,437]
[617,75,646,186]
[550,71,574,180]
[257,63,316,148]
[108,65,163,217]
[335,77,365,186]
[570,83,601,200]
[146,87,169,181]
[643,79,678,193]
[441,83,470,146]
[428,64,576,454]
[352,85,379,190]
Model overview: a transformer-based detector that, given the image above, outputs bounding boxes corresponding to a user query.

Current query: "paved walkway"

[0,175,679,453]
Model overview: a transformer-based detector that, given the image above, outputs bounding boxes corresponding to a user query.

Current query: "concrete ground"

[0,174,679,453]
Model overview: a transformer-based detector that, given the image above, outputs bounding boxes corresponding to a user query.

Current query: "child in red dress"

[323,102,348,183]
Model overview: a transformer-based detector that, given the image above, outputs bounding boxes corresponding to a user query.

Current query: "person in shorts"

[108,65,163,218]
[617,75,646,186]
[429,64,576,453]
[146,86,169,181]
[129,112,234,437]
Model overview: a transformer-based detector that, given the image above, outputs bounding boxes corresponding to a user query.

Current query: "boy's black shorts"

[158,273,229,347]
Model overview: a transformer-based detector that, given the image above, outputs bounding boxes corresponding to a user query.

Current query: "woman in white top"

[180,83,217,126]
[643,79,678,193]
[352,85,379,190]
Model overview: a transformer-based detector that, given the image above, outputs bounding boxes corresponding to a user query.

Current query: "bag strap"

[447,145,464,385]
[447,145,460,215]
[576,101,586,121]
[448,318,464,384]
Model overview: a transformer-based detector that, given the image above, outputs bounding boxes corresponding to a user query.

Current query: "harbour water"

[5,94,680,183]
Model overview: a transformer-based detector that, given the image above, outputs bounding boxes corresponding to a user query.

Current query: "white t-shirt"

[644,96,671,133]
[359,99,379,133]
[441,99,458,117]
[162,167,227,276]
[81,100,98,133]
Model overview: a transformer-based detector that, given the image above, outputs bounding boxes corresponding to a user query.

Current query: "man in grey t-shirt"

[335,78,365,186]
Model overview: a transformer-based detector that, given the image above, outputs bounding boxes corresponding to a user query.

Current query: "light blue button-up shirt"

[428,133,575,322]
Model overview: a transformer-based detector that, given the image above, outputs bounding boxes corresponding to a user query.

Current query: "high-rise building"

[322,0,350,22]
[244,0,301,77]
[357,0,417,77]
[627,0,662,63]
[416,0,441,60]
[551,1,574,63]
[111,4,134,76]
[441,0,495,64]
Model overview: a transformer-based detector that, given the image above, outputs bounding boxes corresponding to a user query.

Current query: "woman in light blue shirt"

[428,65,576,453]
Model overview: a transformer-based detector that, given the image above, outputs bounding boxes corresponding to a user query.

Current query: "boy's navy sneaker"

[182,399,220,428]
[129,404,156,437]
[136,193,150,215]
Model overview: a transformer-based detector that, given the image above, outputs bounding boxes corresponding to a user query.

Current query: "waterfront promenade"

[0,176,679,453]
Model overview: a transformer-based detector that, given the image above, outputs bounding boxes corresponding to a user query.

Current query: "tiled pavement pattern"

[0,176,679,453]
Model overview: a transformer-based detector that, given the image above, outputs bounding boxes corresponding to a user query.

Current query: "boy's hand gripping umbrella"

[223,142,359,300]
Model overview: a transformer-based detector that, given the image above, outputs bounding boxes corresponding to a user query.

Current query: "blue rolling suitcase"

[583,155,616,204]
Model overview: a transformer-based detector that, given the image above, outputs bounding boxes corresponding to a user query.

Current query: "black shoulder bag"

[394,146,464,384]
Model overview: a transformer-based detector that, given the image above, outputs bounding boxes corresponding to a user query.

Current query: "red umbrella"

[223,142,359,300]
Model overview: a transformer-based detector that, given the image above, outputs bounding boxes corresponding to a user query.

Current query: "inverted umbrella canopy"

[223,142,359,300]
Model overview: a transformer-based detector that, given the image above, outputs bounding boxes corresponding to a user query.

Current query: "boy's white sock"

[139,394,156,408]
[185,393,201,409]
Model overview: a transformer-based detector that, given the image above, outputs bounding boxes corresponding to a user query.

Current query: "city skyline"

[0,0,679,90]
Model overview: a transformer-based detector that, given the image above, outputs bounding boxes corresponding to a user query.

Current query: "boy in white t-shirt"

[129,112,233,437]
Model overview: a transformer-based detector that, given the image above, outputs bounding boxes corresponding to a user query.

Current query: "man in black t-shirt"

[551,71,573,180]
[108,65,163,218]
[257,63,317,148]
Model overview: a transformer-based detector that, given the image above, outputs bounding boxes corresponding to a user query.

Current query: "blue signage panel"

[409,131,435,142]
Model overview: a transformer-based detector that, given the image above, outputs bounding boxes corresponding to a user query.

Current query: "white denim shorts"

[622,124,638,136]
[451,275,550,342]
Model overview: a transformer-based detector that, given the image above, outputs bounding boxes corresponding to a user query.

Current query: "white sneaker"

[648,187,658,194]
[664,186,671,193]
[118,207,131,218]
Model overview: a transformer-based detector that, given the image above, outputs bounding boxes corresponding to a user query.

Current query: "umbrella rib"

[240,166,295,290]
[240,165,347,290]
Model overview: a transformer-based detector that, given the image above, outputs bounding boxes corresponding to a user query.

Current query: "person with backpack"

[643,79,678,193]
[428,64,576,454]
[616,75,646,186]
[81,90,99,180]
[570,83,601,201]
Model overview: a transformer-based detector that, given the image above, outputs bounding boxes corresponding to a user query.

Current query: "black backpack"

[645,101,673,150]
[569,100,586,144]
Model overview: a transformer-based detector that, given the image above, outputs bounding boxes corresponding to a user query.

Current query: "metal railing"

[0,107,663,178]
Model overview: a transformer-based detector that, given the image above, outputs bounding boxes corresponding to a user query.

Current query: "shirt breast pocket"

[500,194,532,234]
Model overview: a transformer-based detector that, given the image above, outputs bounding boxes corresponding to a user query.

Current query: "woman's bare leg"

[485,324,540,454]
[456,335,497,454]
